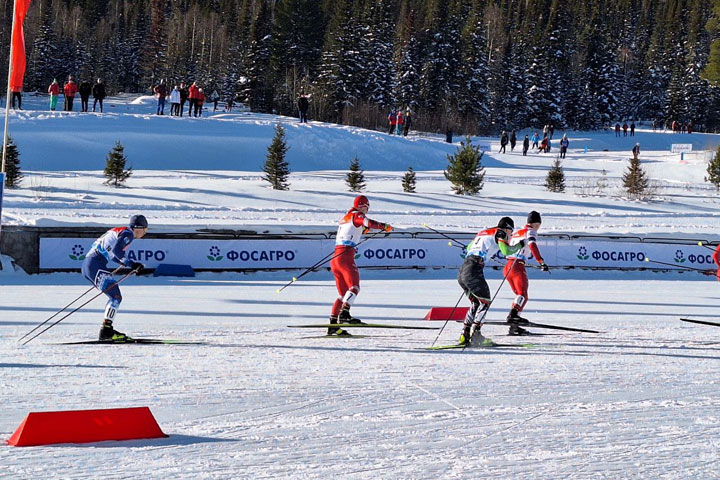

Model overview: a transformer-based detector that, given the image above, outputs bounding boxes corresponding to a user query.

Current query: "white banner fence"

[39,233,717,272]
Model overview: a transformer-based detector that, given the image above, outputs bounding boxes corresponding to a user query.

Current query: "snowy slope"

[2,94,720,235]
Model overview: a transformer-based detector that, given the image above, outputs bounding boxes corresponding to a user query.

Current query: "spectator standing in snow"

[549,124,555,139]
[298,93,309,123]
[396,109,404,135]
[92,79,106,113]
[510,130,517,151]
[539,135,549,153]
[543,124,549,138]
[387,109,396,135]
[188,82,200,117]
[632,142,640,160]
[403,107,412,136]
[622,122,628,137]
[522,135,530,156]
[169,85,181,116]
[652,119,657,132]
[179,82,189,117]
[64,75,78,111]
[10,85,22,110]
[688,121,693,134]
[154,81,168,115]
[78,80,92,112]
[531,131,539,149]
[615,122,621,137]
[48,79,60,111]
[499,131,508,154]
[681,122,687,134]
[209,89,220,112]
[630,121,635,136]
[225,96,234,112]
[559,134,569,159]
[195,88,205,117]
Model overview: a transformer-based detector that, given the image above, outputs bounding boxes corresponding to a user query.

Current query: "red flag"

[10,0,32,92]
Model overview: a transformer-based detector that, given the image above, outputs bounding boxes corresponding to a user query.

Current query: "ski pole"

[422,224,466,250]
[17,266,125,343]
[21,271,136,345]
[644,258,713,273]
[698,241,718,253]
[276,230,386,293]
[429,291,465,347]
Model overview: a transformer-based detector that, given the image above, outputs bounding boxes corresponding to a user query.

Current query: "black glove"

[518,239,526,248]
[130,262,145,274]
[540,262,549,272]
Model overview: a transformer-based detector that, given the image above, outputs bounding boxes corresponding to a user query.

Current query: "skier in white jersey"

[457,216,524,346]
[328,195,392,335]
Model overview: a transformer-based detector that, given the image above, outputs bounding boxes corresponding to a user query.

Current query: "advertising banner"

[39,236,715,271]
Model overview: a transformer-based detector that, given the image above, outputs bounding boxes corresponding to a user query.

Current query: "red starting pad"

[424,307,469,321]
[7,406,167,447]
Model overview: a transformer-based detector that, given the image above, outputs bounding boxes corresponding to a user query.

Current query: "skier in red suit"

[328,195,392,335]
[504,210,549,335]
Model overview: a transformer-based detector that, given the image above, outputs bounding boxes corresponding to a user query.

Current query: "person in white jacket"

[169,86,181,116]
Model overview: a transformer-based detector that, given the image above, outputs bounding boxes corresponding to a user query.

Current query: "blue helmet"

[129,214,148,229]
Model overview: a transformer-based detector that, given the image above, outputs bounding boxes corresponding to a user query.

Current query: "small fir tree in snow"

[103,141,132,187]
[402,166,416,193]
[264,124,290,190]
[345,156,366,192]
[545,157,566,193]
[623,156,650,199]
[3,137,22,188]
[444,136,485,195]
[706,145,720,190]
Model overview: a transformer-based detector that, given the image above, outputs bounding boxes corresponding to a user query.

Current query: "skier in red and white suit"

[504,210,549,335]
[714,244,720,282]
[328,195,392,335]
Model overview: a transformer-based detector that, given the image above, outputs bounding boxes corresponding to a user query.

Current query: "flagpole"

[2,0,19,174]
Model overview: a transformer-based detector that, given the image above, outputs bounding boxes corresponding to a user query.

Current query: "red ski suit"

[330,209,385,316]
[503,225,544,312]
[714,244,720,282]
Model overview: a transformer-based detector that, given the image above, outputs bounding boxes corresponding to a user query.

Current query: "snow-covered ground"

[2,96,720,478]
[2,94,720,235]
[2,269,720,478]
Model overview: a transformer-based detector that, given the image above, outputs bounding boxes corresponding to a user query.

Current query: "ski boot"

[339,306,364,325]
[99,320,129,342]
[458,324,472,346]
[327,316,351,336]
[469,322,496,347]
[507,309,530,336]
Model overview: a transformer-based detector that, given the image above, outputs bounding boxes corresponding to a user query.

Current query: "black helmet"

[497,216,514,230]
[527,211,542,224]
[129,214,148,229]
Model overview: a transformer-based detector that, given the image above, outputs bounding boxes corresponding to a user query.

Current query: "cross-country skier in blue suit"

[81,214,148,341]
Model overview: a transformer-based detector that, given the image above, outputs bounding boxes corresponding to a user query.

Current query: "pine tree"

[264,124,291,190]
[444,136,485,195]
[706,145,720,189]
[623,156,650,199]
[402,166,416,193]
[545,157,566,193]
[345,156,366,192]
[3,137,23,189]
[103,141,132,187]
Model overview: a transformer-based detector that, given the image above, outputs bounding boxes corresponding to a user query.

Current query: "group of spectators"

[387,107,413,136]
[614,121,637,137]
[664,120,694,134]
[153,81,220,117]
[499,127,563,157]
[42,76,107,112]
